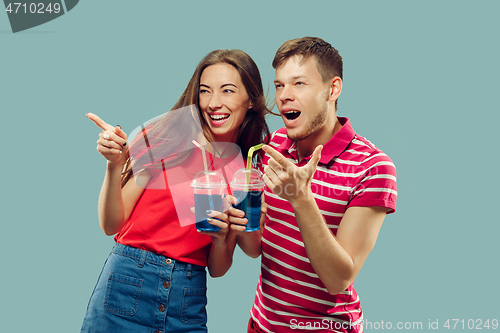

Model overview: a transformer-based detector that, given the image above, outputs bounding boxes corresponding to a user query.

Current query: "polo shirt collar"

[276,117,355,164]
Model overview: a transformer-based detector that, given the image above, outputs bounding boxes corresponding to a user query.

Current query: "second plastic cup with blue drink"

[191,170,227,232]
[230,168,265,232]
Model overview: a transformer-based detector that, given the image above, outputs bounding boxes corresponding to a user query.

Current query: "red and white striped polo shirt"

[251,117,397,332]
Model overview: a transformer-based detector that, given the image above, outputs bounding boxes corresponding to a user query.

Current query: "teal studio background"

[1,1,499,331]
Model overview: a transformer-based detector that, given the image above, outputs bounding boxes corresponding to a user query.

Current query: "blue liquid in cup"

[194,193,223,232]
[233,190,263,232]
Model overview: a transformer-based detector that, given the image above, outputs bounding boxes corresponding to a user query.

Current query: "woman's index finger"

[86,113,114,131]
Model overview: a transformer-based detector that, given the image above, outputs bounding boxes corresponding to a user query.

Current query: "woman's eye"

[275,84,283,89]
[223,89,235,93]
[199,89,209,94]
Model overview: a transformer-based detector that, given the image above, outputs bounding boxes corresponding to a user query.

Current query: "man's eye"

[275,84,283,89]
[296,81,304,85]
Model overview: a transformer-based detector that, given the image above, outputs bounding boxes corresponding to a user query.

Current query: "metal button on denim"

[158,304,165,312]
[165,258,172,264]
[163,281,170,288]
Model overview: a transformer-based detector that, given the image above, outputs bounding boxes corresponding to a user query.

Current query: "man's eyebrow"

[274,76,307,83]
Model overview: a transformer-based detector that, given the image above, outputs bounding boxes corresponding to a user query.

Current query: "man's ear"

[328,76,342,103]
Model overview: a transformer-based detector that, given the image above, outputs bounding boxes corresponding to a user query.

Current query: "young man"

[230,37,397,333]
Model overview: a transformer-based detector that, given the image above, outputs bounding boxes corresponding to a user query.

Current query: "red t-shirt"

[115,146,245,267]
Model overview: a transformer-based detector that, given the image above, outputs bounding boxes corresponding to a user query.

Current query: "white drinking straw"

[192,140,208,173]
[192,140,215,215]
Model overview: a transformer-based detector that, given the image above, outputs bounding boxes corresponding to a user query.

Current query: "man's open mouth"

[284,111,301,120]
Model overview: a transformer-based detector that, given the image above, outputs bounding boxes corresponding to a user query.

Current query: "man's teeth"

[284,111,301,120]
[210,114,230,121]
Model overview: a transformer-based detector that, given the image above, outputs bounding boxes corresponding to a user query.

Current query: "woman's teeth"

[210,114,230,122]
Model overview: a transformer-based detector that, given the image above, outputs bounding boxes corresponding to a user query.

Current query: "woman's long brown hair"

[121,49,271,187]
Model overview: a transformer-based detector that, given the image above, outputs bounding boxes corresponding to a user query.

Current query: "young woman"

[81,49,270,333]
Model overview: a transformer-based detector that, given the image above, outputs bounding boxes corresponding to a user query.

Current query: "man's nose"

[277,85,294,103]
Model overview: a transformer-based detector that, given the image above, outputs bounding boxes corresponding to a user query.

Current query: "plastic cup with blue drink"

[191,170,227,232]
[229,143,265,232]
[230,168,265,232]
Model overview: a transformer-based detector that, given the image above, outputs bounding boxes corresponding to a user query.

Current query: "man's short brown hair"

[272,37,343,83]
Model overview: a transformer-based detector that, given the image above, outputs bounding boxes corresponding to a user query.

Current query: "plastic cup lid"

[230,168,265,190]
[191,170,227,189]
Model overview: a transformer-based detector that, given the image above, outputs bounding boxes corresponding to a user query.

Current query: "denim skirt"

[81,243,208,333]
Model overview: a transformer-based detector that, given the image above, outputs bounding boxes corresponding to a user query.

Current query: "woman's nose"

[209,93,223,110]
